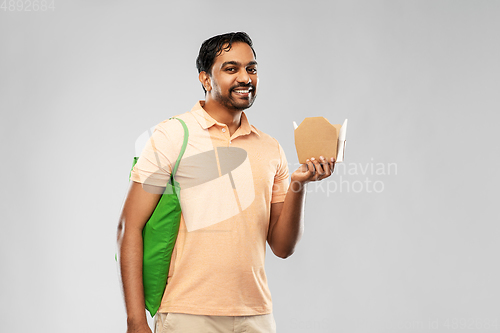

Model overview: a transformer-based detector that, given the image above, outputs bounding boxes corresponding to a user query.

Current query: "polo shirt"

[130,101,289,316]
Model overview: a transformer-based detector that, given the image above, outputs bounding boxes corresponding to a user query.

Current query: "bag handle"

[128,117,189,182]
[169,117,189,180]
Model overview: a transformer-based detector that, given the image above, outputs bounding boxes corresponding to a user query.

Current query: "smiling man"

[197,34,259,131]
[117,32,336,333]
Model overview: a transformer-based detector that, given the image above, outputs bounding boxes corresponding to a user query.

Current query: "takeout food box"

[294,117,348,164]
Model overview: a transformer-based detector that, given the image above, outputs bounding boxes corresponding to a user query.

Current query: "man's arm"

[117,181,163,333]
[267,156,335,259]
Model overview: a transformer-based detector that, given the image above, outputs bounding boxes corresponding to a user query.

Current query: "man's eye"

[248,68,257,74]
[226,68,236,72]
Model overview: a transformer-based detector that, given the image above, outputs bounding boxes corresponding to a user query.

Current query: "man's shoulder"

[248,123,275,141]
[247,124,285,154]
[155,108,198,133]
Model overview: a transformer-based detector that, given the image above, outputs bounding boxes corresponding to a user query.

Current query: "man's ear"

[199,71,212,92]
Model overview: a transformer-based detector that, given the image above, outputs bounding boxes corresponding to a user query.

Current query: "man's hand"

[291,156,335,187]
[126,322,152,333]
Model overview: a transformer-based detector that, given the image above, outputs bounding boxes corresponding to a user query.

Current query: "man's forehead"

[214,42,256,66]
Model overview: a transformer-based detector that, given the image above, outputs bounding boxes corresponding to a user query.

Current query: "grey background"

[1,1,499,332]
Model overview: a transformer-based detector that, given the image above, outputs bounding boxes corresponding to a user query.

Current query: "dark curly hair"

[196,32,256,93]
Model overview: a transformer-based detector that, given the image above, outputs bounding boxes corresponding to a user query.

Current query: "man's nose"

[236,70,251,84]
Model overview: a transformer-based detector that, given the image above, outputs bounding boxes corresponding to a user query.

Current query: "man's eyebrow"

[221,60,258,68]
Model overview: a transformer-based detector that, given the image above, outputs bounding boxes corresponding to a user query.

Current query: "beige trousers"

[154,312,277,333]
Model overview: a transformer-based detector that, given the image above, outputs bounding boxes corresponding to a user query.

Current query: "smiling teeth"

[234,90,250,93]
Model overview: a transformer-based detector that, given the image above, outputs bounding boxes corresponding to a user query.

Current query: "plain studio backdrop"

[1,1,499,332]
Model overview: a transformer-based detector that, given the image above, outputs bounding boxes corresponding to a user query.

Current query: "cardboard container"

[294,117,347,164]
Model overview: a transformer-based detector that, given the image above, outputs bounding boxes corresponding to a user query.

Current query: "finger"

[317,157,327,177]
[309,159,317,175]
[320,156,331,178]
[330,157,336,173]
[310,157,324,181]
[300,162,308,173]
[305,159,314,176]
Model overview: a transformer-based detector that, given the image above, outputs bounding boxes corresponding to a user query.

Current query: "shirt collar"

[191,100,260,137]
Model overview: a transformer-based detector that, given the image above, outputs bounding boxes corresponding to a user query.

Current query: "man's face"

[208,42,258,111]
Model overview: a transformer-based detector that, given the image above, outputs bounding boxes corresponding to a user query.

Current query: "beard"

[212,84,257,111]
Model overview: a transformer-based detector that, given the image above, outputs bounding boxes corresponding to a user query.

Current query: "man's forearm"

[269,179,307,258]
[117,225,148,326]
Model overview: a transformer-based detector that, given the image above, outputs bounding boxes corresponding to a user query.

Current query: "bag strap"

[169,117,189,180]
[129,117,189,182]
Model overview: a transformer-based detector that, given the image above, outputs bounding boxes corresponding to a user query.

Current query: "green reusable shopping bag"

[129,117,189,317]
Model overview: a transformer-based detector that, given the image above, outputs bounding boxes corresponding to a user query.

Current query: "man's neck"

[203,99,243,136]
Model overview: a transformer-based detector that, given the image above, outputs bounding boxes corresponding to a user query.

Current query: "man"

[117,32,336,333]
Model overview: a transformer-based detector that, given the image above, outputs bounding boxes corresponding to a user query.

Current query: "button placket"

[220,126,231,146]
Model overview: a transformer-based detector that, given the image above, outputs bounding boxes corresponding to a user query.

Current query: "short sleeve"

[129,119,184,187]
[271,141,289,203]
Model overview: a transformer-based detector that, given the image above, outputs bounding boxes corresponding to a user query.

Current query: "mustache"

[230,84,254,91]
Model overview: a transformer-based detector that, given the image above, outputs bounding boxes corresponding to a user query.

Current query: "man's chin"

[229,100,254,111]
[217,95,256,111]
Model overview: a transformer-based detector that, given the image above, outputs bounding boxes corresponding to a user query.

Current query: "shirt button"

[221,128,226,133]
